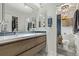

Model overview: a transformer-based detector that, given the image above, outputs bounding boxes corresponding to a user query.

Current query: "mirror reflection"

[0,3,47,36]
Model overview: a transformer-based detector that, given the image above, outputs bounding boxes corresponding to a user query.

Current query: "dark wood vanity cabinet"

[0,35,46,56]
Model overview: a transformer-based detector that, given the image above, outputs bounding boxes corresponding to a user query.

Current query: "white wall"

[46,4,57,56]
[0,3,2,22]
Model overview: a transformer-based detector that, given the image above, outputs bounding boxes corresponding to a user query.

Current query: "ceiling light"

[24,3,39,10]
[24,3,32,9]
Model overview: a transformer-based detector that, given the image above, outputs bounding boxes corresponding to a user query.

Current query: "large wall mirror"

[0,3,39,33]
[0,3,2,32]
[0,3,47,36]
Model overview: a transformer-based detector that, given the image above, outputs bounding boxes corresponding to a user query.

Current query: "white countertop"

[0,33,46,44]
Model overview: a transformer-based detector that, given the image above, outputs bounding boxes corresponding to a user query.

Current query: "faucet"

[13,28,17,35]
[14,32,16,35]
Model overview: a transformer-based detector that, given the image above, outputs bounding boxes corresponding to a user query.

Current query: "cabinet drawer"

[19,42,46,56]
[34,36,46,44]
[0,38,37,56]
[0,36,46,56]
[0,40,24,56]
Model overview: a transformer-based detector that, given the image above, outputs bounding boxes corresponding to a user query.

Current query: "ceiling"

[5,3,40,15]
[4,3,68,15]
[56,3,65,7]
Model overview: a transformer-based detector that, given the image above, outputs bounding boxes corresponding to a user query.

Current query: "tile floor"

[34,46,65,56]
[34,45,76,56]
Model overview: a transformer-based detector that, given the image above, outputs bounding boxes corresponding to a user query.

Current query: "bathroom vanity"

[0,33,46,56]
